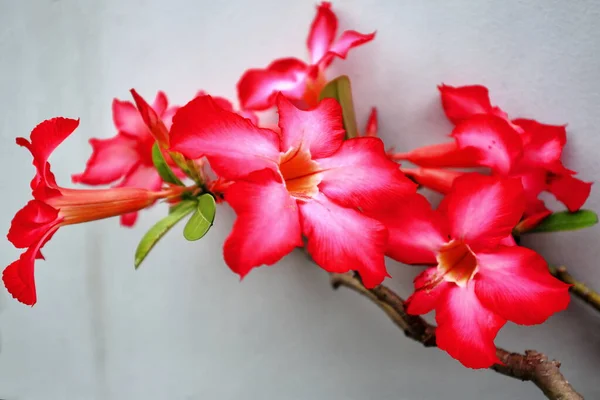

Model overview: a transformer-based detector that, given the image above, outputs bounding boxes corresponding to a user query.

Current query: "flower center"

[279,146,322,200]
[437,240,478,287]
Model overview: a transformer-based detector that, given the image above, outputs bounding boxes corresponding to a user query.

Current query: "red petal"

[438,84,494,124]
[406,268,451,315]
[278,95,344,158]
[514,210,552,233]
[317,137,416,211]
[452,114,523,174]
[318,30,376,68]
[120,212,138,227]
[443,175,525,249]
[237,58,309,111]
[17,118,79,186]
[300,193,388,288]
[435,284,505,369]
[152,91,169,117]
[548,174,592,212]
[401,167,468,194]
[112,98,148,138]
[390,142,481,168]
[72,133,139,185]
[170,95,281,180]
[130,89,170,147]
[364,107,378,137]
[475,246,570,325]
[307,2,337,64]
[368,194,448,265]
[514,119,569,174]
[7,200,59,248]
[115,164,163,227]
[223,170,302,277]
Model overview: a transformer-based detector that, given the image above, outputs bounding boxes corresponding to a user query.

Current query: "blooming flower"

[73,90,179,226]
[170,94,415,287]
[367,174,570,368]
[237,2,375,111]
[393,84,592,228]
[6,118,184,306]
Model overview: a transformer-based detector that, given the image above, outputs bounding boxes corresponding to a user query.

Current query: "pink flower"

[237,2,375,111]
[368,175,570,368]
[73,90,179,226]
[170,94,415,287]
[393,84,592,228]
[6,118,183,306]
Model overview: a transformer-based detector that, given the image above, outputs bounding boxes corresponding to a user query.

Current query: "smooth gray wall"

[0,1,599,399]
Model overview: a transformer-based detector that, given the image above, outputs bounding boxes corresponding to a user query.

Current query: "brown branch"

[550,266,600,313]
[330,272,584,400]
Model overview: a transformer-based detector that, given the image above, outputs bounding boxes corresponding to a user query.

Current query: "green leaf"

[319,75,359,139]
[183,194,216,241]
[134,200,196,268]
[527,210,598,233]
[152,142,184,186]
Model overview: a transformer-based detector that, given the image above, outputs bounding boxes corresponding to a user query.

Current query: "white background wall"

[1,0,599,399]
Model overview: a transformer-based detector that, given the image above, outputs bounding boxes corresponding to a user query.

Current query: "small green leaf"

[527,210,598,233]
[152,142,184,186]
[319,75,359,139]
[134,200,196,268]
[183,194,216,241]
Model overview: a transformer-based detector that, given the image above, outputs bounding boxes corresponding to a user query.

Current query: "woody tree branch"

[330,272,584,400]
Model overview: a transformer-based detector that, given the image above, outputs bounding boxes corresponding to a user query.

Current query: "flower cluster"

[5,2,594,371]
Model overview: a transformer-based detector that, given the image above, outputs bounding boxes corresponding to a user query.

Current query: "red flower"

[237,2,375,111]
[6,118,182,306]
[73,90,179,226]
[393,84,592,228]
[170,94,415,287]
[368,175,570,368]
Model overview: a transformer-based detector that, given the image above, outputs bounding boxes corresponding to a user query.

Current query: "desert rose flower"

[237,2,375,111]
[367,174,570,368]
[170,94,415,287]
[6,118,187,306]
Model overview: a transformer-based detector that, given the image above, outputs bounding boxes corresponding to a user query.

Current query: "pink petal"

[300,193,388,288]
[118,163,163,191]
[390,142,481,168]
[438,84,494,124]
[364,107,378,137]
[170,95,281,180]
[435,284,505,369]
[162,106,180,131]
[317,137,417,211]
[368,193,448,265]
[277,95,344,158]
[237,58,309,111]
[152,91,169,116]
[514,119,569,174]
[7,200,59,249]
[72,133,140,185]
[452,114,523,175]
[130,89,170,147]
[112,98,148,138]
[406,268,451,315]
[120,212,138,228]
[548,174,593,212]
[307,2,337,65]
[475,246,570,325]
[223,170,302,277]
[318,30,376,69]
[443,175,525,249]
[401,167,468,194]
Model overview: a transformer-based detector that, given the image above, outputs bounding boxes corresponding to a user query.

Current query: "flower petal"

[170,95,281,180]
[72,133,139,185]
[548,174,593,212]
[368,194,448,265]
[452,114,523,174]
[307,2,337,64]
[237,58,309,111]
[514,119,570,174]
[116,164,163,227]
[444,175,525,248]
[364,107,378,137]
[406,268,451,315]
[438,84,494,124]
[435,284,505,369]
[152,91,169,117]
[390,142,481,168]
[7,200,59,248]
[223,170,302,277]
[317,137,417,211]
[277,95,344,158]
[112,98,148,138]
[475,246,570,325]
[299,193,388,288]
[130,89,170,146]
[401,167,468,195]
[318,30,376,68]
